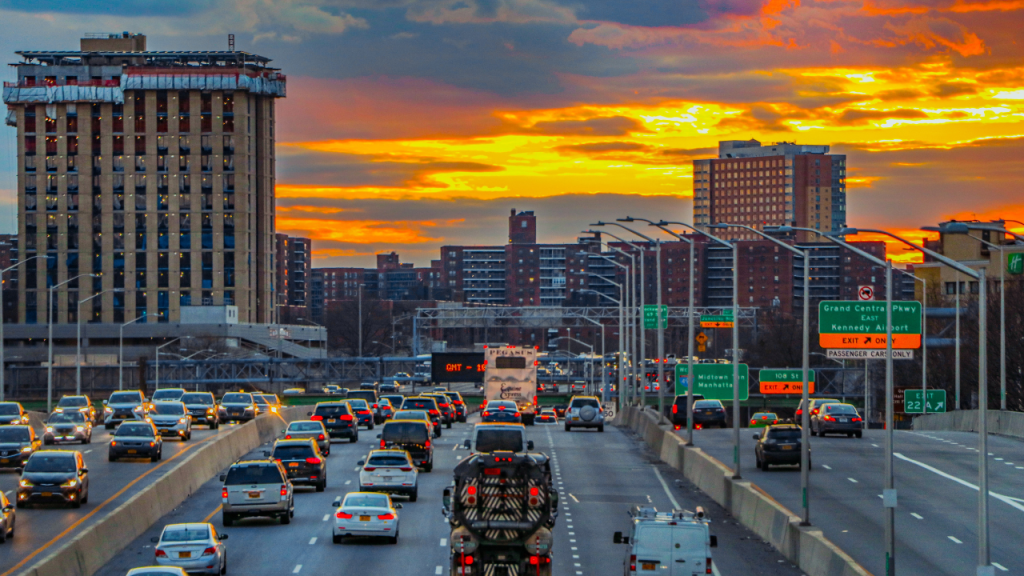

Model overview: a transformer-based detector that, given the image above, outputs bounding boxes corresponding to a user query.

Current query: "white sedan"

[126,568,188,576]
[332,492,401,544]
[151,522,228,575]
[358,449,419,501]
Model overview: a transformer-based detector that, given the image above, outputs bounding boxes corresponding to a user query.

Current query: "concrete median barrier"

[617,406,873,576]
[20,407,306,576]
[914,409,1024,440]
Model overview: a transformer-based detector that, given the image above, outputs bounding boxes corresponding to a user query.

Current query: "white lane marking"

[569,493,579,503]
[895,452,1024,514]
[345,480,351,485]
[84,449,92,454]
[293,566,302,574]
[571,546,578,550]
[308,537,317,545]
[353,466,360,471]
[822,464,832,470]
[322,514,330,522]
[574,564,581,567]
[911,513,923,520]
[435,567,443,575]
[993,562,1008,572]
[1017,467,1024,470]
[334,496,342,502]
[989,453,995,456]
[1005,462,1014,465]
[440,538,447,546]
[948,536,963,544]
[995,458,1004,461]
[652,466,681,509]
[646,494,652,503]
[568,532,575,535]
[847,478,858,483]
[872,444,879,448]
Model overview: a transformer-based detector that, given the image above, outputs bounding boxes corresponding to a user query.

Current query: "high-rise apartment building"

[275,234,311,310]
[3,33,285,325]
[693,140,846,241]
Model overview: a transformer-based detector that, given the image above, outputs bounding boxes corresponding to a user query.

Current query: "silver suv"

[565,396,604,432]
[220,459,295,526]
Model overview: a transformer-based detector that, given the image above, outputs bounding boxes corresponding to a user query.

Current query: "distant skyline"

[1,0,1023,267]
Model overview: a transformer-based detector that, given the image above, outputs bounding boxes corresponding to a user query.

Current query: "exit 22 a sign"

[903,389,947,414]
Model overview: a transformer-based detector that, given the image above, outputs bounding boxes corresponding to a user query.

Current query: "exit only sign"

[758,369,816,394]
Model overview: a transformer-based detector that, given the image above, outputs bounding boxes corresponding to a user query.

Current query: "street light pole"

[581,275,624,413]
[0,255,46,402]
[590,238,636,404]
[897,269,928,413]
[718,222,811,524]
[155,337,188,390]
[120,313,149,390]
[47,273,95,412]
[77,288,122,395]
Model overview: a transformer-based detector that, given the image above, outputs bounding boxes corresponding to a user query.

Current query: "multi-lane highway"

[90,416,806,576]
[0,422,231,576]
[694,428,1024,575]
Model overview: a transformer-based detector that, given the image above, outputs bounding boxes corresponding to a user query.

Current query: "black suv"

[400,397,442,434]
[668,394,706,429]
[181,392,219,428]
[271,439,327,491]
[379,421,433,472]
[753,424,807,470]
[692,399,728,429]
[347,390,382,424]
[443,391,468,423]
[310,402,359,442]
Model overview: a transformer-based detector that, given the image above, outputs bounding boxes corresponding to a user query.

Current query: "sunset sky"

[1,0,1023,266]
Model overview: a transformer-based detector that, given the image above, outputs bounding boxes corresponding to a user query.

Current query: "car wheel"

[564,424,571,432]
[756,455,762,470]
[368,422,374,430]
[0,521,6,544]
[81,490,88,505]
[281,512,291,525]
[316,479,326,492]
[43,438,52,445]
[811,427,817,437]
[221,554,227,575]
[350,435,358,443]
[762,461,770,471]
[186,432,192,441]
[105,423,114,430]
[410,489,418,503]
[446,421,452,429]
[222,513,233,527]
[333,534,343,544]
[424,461,433,473]
[389,529,399,544]
[847,432,853,438]
[598,424,604,433]
[151,452,160,463]
[855,431,862,438]
[71,496,82,509]
[109,454,117,463]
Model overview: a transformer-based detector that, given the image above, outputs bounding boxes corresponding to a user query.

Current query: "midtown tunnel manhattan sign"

[818,301,922,349]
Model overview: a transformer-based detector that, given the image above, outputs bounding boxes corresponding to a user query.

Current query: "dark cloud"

[0,0,208,15]
[278,149,503,188]
[873,88,926,101]
[568,0,707,27]
[836,108,929,123]
[930,82,978,98]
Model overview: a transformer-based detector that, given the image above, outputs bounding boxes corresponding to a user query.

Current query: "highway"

[91,417,807,576]
[0,421,230,576]
[693,428,1024,575]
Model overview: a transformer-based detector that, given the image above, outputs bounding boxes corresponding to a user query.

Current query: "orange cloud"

[276,216,460,246]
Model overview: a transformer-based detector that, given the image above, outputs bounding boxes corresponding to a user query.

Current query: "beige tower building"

[3,33,284,326]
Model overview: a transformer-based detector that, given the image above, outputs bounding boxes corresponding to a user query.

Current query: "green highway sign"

[818,301,922,349]
[700,310,734,328]
[1008,253,1024,275]
[643,305,668,329]
[904,389,947,414]
[758,369,815,394]
[675,363,749,401]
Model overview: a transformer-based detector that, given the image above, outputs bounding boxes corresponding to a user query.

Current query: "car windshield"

[753,413,777,419]
[348,391,377,402]
[254,396,270,405]
[181,393,214,405]
[382,422,429,443]
[224,464,283,485]
[768,429,803,440]
[58,397,88,407]
[344,494,390,508]
[347,399,369,410]
[444,393,462,402]
[475,430,524,452]
[0,404,19,415]
[222,394,252,404]
[824,404,858,414]
[392,411,428,422]
[378,399,392,408]
[161,527,210,542]
[151,403,185,415]
[109,392,142,404]
[314,405,351,417]
[486,401,516,410]
[381,396,404,405]
[694,401,722,409]
[403,399,436,411]
[152,390,183,400]
[274,445,315,459]
[49,412,85,423]
[25,454,76,473]
[117,424,155,437]
[426,395,449,405]
[368,454,410,466]
[570,398,599,409]
[0,427,30,442]
[260,395,279,404]
[288,422,323,432]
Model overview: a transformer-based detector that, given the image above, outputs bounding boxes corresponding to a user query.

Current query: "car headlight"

[61,479,77,488]
[207,407,215,413]
[178,418,187,424]
[104,407,112,414]
[244,407,254,412]
[135,406,143,412]
[21,446,32,452]
[19,479,33,488]
[46,426,54,432]
[76,426,85,432]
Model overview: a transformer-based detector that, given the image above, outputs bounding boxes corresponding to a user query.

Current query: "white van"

[613,506,717,576]
[462,423,534,453]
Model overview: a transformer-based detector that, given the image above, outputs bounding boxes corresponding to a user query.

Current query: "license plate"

[288,462,299,467]
[838,418,847,422]
[0,459,8,464]
[782,445,794,450]
[160,429,170,433]
[42,492,53,497]
[641,562,657,571]
[248,491,261,499]
[327,419,336,423]
[179,552,192,559]
[360,515,371,522]
[127,449,137,454]
[572,417,579,421]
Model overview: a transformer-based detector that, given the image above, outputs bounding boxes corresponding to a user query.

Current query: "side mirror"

[613,531,623,544]
[463,439,471,450]
[395,503,403,509]
[150,537,160,543]
[357,460,365,466]
[527,440,534,451]
[281,429,286,434]
[102,400,108,405]
[331,501,341,508]
[1,505,12,513]
[752,434,759,440]
[710,535,718,548]
[219,534,229,540]
[442,488,452,510]
[14,467,23,474]
[307,412,312,416]
[80,468,88,475]
[263,451,271,458]
[219,474,227,482]
[376,434,381,439]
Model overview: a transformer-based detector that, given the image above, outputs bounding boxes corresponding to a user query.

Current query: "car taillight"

[823,415,835,421]
[381,440,386,448]
[400,467,413,471]
[514,412,521,418]
[482,411,490,417]
[318,434,325,440]
[630,554,636,572]
[359,410,371,415]
[750,420,756,425]
[706,558,713,574]
[340,414,354,421]
[373,404,378,409]
[429,409,439,415]
[425,439,431,448]
[672,405,678,414]
[221,487,229,499]
[364,466,376,471]
[852,417,863,422]
[336,511,353,519]
[310,415,323,421]
[285,435,292,439]
[306,457,322,465]
[377,513,395,520]
[111,441,117,447]
[156,549,167,558]
[280,485,288,496]
[796,409,803,416]
[202,547,216,556]
[454,401,464,405]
